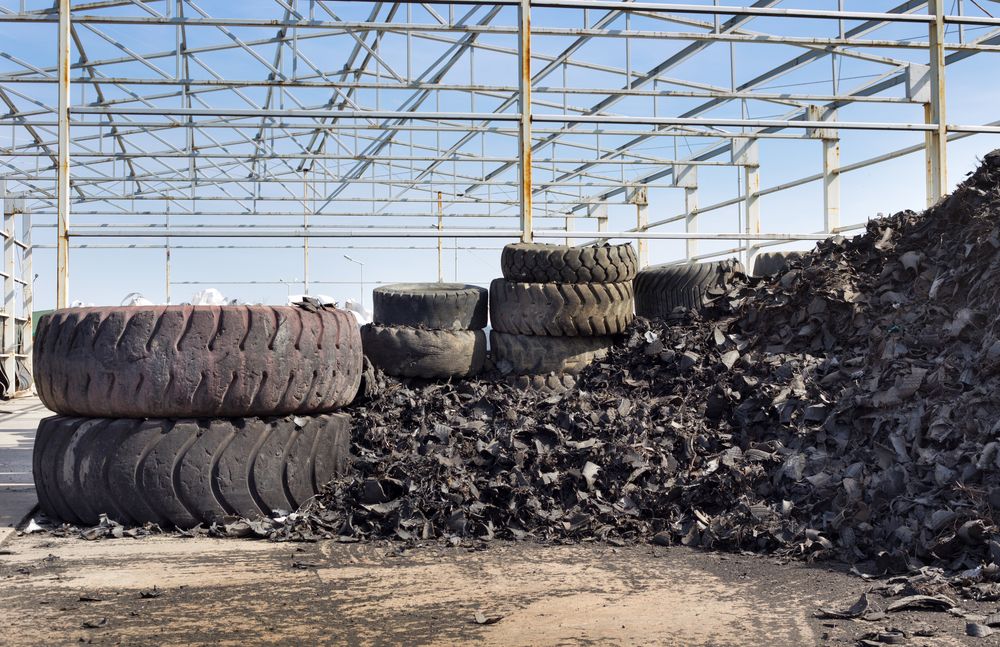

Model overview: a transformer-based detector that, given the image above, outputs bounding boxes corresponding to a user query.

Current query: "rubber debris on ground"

[34,151,1000,609]
[259,151,1000,586]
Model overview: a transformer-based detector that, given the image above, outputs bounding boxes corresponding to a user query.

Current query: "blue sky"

[1,0,999,310]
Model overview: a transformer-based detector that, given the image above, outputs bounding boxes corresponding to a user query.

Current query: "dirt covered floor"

[0,532,989,646]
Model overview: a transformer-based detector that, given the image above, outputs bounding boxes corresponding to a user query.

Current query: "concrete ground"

[0,395,46,535]
[0,534,982,646]
[0,396,984,645]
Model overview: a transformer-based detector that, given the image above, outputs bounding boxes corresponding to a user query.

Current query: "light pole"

[278,277,298,303]
[343,255,364,309]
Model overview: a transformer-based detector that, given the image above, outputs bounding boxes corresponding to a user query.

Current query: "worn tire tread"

[633,260,744,319]
[33,414,352,528]
[34,305,363,418]
[489,279,634,337]
[501,243,638,284]
[373,283,488,330]
[361,325,486,379]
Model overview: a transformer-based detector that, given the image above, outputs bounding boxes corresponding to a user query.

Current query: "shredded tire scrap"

[264,150,1000,580]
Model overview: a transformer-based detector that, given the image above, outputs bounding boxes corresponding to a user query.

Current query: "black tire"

[33,305,363,419]
[373,283,488,330]
[32,413,351,528]
[491,331,612,375]
[501,242,638,284]
[752,251,806,277]
[507,374,577,394]
[634,260,744,318]
[489,279,634,337]
[361,325,486,379]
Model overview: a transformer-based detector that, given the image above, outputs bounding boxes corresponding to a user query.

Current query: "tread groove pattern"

[634,260,745,319]
[501,242,638,284]
[372,283,488,330]
[33,414,352,528]
[361,325,487,379]
[489,279,634,337]
[34,305,363,418]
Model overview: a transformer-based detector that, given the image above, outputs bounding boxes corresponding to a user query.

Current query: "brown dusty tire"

[489,279,634,337]
[372,283,488,330]
[33,305,363,419]
[500,242,638,284]
[752,251,806,277]
[491,331,612,376]
[32,413,351,528]
[361,325,486,379]
[507,374,577,394]
[634,260,744,319]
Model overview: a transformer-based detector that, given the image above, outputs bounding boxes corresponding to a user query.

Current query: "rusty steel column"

[926,0,948,205]
[437,191,444,281]
[518,0,533,243]
[56,0,71,308]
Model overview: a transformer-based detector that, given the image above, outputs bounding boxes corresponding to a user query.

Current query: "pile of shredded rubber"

[255,150,1000,573]
[55,151,1000,597]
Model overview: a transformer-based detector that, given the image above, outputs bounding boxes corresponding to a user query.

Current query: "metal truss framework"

[0,183,32,397]
[0,0,998,305]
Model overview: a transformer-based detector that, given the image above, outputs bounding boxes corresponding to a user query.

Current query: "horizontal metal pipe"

[3,9,995,26]
[66,227,833,241]
[0,76,919,103]
[62,107,983,133]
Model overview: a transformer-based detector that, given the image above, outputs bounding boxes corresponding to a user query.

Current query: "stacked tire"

[361,283,488,379]
[491,243,637,392]
[32,304,363,529]
[634,259,745,319]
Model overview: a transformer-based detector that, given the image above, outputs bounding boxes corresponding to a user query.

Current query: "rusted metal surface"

[518,0,532,244]
[56,0,70,309]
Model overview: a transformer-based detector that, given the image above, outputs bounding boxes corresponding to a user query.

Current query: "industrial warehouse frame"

[0,182,32,397]
[0,1,999,306]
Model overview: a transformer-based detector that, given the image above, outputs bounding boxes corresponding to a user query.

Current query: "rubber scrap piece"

[752,251,806,277]
[501,242,638,284]
[506,374,577,394]
[491,331,612,376]
[33,305,363,419]
[373,283,488,330]
[361,324,486,379]
[633,260,744,319]
[489,279,634,337]
[32,413,352,528]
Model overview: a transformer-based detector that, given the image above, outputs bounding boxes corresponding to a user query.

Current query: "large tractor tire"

[372,283,488,330]
[361,325,486,379]
[489,279,633,337]
[34,305,363,419]
[33,413,351,528]
[633,260,744,319]
[500,242,638,284]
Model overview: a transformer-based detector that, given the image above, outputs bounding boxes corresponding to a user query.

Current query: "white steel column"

[675,164,698,261]
[518,0,533,243]
[437,191,444,281]
[926,0,948,205]
[20,208,32,389]
[810,105,841,234]
[733,138,759,268]
[56,0,71,308]
[595,203,608,244]
[564,214,573,247]
[2,183,13,397]
[627,185,648,267]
